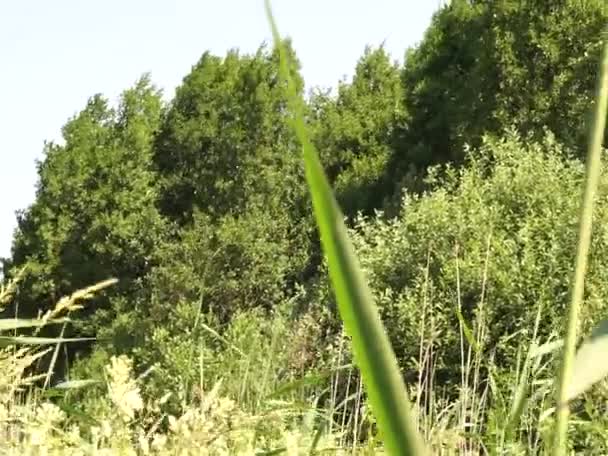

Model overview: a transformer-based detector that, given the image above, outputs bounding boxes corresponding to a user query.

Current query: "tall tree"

[154,41,305,223]
[5,76,167,336]
[390,0,608,187]
[311,46,404,217]
[150,42,312,320]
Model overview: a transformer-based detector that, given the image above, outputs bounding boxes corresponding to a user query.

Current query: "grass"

[553,26,608,456]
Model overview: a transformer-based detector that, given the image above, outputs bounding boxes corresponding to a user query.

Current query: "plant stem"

[554,29,608,455]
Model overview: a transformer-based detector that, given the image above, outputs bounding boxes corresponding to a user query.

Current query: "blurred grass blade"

[199,322,245,356]
[265,2,427,454]
[554,28,608,455]
[505,347,534,440]
[455,307,479,354]
[255,448,286,456]
[0,318,70,332]
[0,336,95,347]
[508,335,565,430]
[564,319,608,402]
[53,379,101,390]
[530,339,563,358]
[269,363,352,398]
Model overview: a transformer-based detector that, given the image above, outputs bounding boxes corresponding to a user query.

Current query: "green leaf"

[564,319,608,402]
[454,307,479,354]
[265,2,427,454]
[268,363,352,399]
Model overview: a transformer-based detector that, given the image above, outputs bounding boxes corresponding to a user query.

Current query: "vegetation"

[2,1,608,454]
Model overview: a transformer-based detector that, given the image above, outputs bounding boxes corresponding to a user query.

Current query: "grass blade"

[454,307,480,354]
[554,28,608,455]
[269,363,353,399]
[504,349,533,440]
[0,336,95,347]
[0,318,70,332]
[265,3,427,454]
[53,379,101,390]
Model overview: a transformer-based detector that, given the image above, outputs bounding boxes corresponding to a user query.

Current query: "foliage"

[391,0,608,182]
[4,76,167,338]
[148,43,314,325]
[154,42,306,224]
[315,132,608,390]
[310,46,404,217]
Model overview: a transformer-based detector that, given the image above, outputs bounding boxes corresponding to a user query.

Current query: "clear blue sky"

[0,0,440,259]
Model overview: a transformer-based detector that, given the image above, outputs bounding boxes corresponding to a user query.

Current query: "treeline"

[2,0,608,408]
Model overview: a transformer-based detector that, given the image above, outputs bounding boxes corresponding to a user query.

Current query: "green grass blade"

[199,322,245,356]
[53,379,101,390]
[554,28,608,455]
[504,349,533,441]
[530,340,563,358]
[0,318,70,332]
[0,336,95,347]
[454,307,480,354]
[265,3,427,454]
[268,363,353,399]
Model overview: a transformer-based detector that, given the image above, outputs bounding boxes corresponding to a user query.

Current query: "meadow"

[2,1,608,454]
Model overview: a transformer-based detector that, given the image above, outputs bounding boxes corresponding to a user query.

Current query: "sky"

[0,0,440,259]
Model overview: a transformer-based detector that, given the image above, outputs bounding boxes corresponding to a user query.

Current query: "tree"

[150,42,312,320]
[389,0,608,188]
[310,46,404,217]
[5,76,168,341]
[154,41,306,224]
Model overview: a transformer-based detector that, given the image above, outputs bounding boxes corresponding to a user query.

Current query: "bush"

[316,131,608,388]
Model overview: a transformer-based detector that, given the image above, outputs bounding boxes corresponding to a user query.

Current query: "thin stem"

[553,30,608,455]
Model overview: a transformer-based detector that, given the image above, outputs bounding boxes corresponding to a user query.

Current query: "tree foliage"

[154,42,306,224]
[146,42,313,324]
[318,132,608,384]
[5,76,167,331]
[392,0,608,180]
[311,46,404,217]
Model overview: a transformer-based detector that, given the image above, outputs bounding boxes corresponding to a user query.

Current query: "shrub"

[317,131,608,388]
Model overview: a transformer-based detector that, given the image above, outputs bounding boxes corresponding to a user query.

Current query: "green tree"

[390,0,608,185]
[5,76,167,339]
[311,46,404,217]
[154,42,306,223]
[150,42,312,321]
